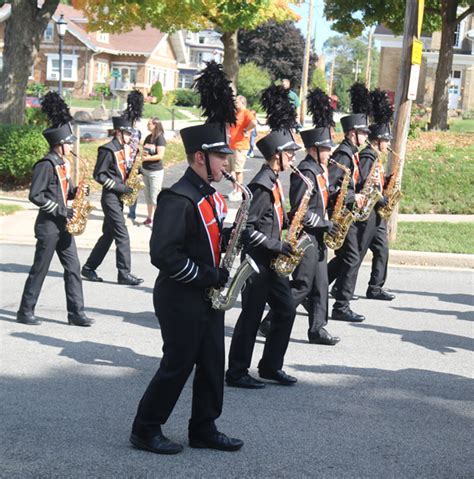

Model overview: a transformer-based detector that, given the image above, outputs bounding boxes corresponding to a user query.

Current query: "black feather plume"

[40,91,72,127]
[370,88,393,125]
[193,61,236,125]
[349,82,372,115]
[306,88,335,128]
[124,89,144,123]
[260,84,297,131]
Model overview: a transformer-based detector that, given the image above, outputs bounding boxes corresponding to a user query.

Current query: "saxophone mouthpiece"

[222,170,236,183]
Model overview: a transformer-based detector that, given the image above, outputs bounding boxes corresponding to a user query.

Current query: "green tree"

[310,68,328,93]
[74,0,298,87]
[323,34,379,112]
[236,62,272,110]
[323,0,474,130]
[0,0,61,124]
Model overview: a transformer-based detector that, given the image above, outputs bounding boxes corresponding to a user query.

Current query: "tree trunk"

[222,30,239,92]
[0,0,59,124]
[428,0,458,131]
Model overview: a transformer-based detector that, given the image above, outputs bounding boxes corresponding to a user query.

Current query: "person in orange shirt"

[228,95,257,201]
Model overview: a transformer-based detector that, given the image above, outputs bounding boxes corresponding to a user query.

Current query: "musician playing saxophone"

[259,88,341,346]
[355,89,396,301]
[326,82,371,323]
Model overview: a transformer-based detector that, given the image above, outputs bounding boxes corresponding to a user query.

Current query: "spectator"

[141,118,166,226]
[228,95,257,201]
[281,78,301,110]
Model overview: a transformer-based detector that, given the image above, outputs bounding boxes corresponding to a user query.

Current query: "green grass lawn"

[400,141,474,214]
[449,118,474,134]
[390,222,474,254]
[0,203,23,216]
[69,99,201,121]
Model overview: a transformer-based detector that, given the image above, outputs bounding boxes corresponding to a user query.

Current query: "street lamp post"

[56,13,67,96]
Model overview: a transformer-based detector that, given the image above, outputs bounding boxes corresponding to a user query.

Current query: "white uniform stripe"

[182,267,199,283]
[170,259,190,279]
[178,263,196,281]
[252,235,266,247]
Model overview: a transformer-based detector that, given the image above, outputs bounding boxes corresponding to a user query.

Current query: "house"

[0,3,180,97]
[171,29,224,89]
[374,11,474,112]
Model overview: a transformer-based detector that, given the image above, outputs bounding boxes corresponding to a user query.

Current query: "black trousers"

[19,213,84,316]
[85,191,131,278]
[327,223,360,312]
[226,259,296,381]
[357,211,389,292]
[264,235,329,338]
[132,280,224,438]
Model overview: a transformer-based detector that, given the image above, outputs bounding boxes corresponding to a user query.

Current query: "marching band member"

[131,62,243,454]
[260,88,341,345]
[226,85,300,389]
[81,112,143,286]
[327,83,371,323]
[17,92,93,327]
[357,89,395,301]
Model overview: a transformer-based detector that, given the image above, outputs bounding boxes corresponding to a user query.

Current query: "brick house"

[0,3,180,97]
[374,11,474,112]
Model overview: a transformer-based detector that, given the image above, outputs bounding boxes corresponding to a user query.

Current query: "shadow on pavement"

[351,322,474,353]
[0,263,63,278]
[391,305,473,322]
[391,289,474,308]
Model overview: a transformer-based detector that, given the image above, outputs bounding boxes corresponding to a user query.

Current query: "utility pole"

[328,49,335,95]
[365,27,374,88]
[387,0,425,241]
[299,0,315,126]
[354,59,360,82]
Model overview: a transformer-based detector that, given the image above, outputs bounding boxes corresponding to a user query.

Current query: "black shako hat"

[41,91,76,147]
[180,61,236,155]
[256,84,301,160]
[300,88,336,149]
[340,82,371,134]
[368,88,394,141]
[112,116,133,132]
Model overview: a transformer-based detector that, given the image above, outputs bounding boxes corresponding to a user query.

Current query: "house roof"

[53,4,167,56]
[375,24,432,39]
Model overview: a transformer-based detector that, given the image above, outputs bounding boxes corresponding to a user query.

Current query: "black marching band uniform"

[226,85,300,389]
[131,62,243,454]
[260,88,340,345]
[17,92,93,327]
[327,83,372,323]
[355,89,395,301]
[81,115,143,285]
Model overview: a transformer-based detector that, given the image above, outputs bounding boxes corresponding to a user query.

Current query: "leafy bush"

[237,62,272,111]
[408,104,429,139]
[162,91,176,107]
[94,83,111,98]
[461,110,474,120]
[310,68,328,93]
[26,82,47,97]
[150,81,164,104]
[25,107,48,127]
[0,125,48,184]
[173,88,200,107]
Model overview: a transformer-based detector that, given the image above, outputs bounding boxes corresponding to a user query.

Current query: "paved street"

[0,244,473,478]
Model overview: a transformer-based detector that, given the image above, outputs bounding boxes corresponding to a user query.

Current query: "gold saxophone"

[209,171,259,311]
[352,149,383,222]
[378,146,403,220]
[66,152,95,236]
[272,165,314,277]
[323,159,355,250]
[121,146,144,207]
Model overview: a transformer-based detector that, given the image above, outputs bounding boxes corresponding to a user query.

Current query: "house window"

[0,53,2,72]
[198,35,206,44]
[96,62,108,82]
[110,65,137,88]
[46,54,78,81]
[97,31,109,43]
[147,67,158,87]
[191,51,203,64]
[179,73,193,89]
[453,21,464,48]
[44,23,54,42]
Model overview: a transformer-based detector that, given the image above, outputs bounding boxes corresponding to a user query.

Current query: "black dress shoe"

[130,432,183,455]
[226,374,265,389]
[118,273,144,286]
[308,328,341,345]
[68,313,95,327]
[259,369,297,385]
[258,317,272,338]
[81,266,103,282]
[331,308,365,322]
[16,312,42,325]
[189,431,243,451]
[367,289,395,301]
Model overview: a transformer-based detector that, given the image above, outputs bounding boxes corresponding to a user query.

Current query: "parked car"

[26,97,41,108]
